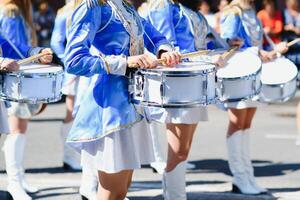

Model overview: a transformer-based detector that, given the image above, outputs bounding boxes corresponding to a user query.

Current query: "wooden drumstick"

[221,46,239,61]
[287,38,300,47]
[128,49,212,68]
[17,51,52,65]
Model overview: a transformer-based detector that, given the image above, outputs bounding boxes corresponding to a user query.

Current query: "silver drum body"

[0,64,64,104]
[216,49,262,102]
[260,57,298,103]
[130,62,216,108]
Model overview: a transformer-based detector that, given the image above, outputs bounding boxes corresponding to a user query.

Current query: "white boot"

[242,129,267,193]
[61,121,81,170]
[227,131,260,195]
[162,161,187,200]
[80,164,98,200]
[3,134,32,200]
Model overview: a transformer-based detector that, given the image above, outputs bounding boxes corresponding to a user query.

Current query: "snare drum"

[216,49,262,102]
[260,57,298,103]
[0,64,64,104]
[130,62,216,108]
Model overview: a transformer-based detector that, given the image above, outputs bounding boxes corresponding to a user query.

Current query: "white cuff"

[156,44,175,57]
[103,55,127,76]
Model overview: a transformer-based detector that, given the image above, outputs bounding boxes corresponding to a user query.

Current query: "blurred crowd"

[32,0,300,67]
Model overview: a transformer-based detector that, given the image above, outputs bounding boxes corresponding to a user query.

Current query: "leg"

[4,116,33,200]
[97,170,133,200]
[242,108,267,193]
[226,108,259,194]
[163,123,197,200]
[61,95,81,170]
[227,108,247,137]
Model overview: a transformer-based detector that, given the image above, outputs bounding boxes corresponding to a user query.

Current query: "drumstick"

[221,46,239,60]
[128,49,212,68]
[17,52,52,65]
[287,38,300,47]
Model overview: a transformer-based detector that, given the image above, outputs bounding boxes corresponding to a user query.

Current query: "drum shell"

[131,67,216,108]
[260,77,297,103]
[217,69,262,102]
[0,71,64,104]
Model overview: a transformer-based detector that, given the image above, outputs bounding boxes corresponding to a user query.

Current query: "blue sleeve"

[142,17,171,54]
[50,12,67,61]
[64,4,108,77]
[220,14,241,40]
[0,36,31,59]
[147,3,177,47]
[0,14,29,57]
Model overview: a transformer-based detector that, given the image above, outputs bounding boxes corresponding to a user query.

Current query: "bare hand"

[211,54,226,68]
[227,37,244,48]
[264,27,271,34]
[127,54,158,69]
[274,42,289,54]
[260,50,276,62]
[39,48,53,64]
[160,51,181,67]
[0,59,19,71]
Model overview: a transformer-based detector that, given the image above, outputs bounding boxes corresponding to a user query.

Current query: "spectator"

[257,0,284,50]
[34,1,55,46]
[215,0,231,33]
[198,0,216,29]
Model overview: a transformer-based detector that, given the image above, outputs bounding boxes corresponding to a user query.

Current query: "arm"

[64,4,127,77]
[142,18,173,56]
[147,2,178,48]
[1,13,30,57]
[50,12,67,61]
[0,36,31,59]
[220,14,241,41]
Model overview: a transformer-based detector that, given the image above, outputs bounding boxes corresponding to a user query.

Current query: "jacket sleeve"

[50,12,67,61]
[147,2,178,48]
[142,17,173,55]
[64,4,127,77]
[220,14,241,41]
[0,36,31,59]
[0,13,30,58]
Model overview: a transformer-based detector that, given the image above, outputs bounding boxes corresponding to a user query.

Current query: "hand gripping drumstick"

[287,38,300,47]
[128,49,212,68]
[17,51,52,65]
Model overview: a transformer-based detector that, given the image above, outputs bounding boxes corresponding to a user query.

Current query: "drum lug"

[132,71,144,102]
[280,84,285,97]
[160,74,166,106]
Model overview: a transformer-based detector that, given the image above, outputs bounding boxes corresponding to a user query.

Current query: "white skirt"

[0,102,9,134]
[81,119,155,173]
[144,106,208,124]
[224,100,265,109]
[61,73,79,96]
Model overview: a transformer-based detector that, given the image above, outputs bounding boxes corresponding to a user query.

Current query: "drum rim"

[137,67,216,76]
[4,64,64,77]
[0,93,63,104]
[261,74,298,86]
[259,77,297,103]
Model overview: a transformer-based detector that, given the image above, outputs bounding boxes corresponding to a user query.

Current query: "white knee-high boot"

[80,164,98,200]
[61,121,81,170]
[162,161,187,200]
[242,129,267,193]
[149,122,166,175]
[227,131,260,195]
[3,134,32,200]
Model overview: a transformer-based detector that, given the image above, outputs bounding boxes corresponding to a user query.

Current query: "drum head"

[145,62,215,73]
[217,49,262,78]
[18,64,63,74]
[261,57,298,85]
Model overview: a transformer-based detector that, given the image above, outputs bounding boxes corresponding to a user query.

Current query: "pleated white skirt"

[0,101,9,134]
[81,119,155,173]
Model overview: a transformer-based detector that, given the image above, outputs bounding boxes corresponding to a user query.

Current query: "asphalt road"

[0,93,300,200]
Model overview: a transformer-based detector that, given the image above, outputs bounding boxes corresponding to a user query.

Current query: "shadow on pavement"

[185,159,300,177]
[0,166,81,174]
[129,192,277,200]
